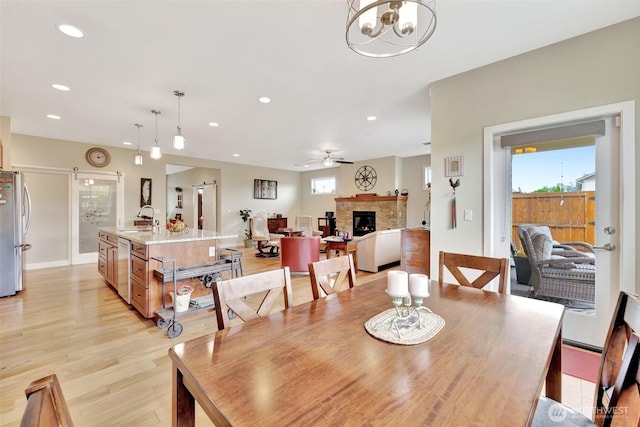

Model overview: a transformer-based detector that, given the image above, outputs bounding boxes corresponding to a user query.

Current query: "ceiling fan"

[306,150,354,167]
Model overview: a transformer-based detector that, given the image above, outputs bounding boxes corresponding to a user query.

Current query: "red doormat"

[562,345,601,383]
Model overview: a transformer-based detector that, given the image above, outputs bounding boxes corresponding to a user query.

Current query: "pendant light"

[173,90,185,150]
[150,109,162,159]
[134,123,144,166]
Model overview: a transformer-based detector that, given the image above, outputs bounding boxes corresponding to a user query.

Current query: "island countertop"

[99,227,237,245]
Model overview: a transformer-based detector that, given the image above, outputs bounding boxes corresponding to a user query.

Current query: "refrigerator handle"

[23,183,32,234]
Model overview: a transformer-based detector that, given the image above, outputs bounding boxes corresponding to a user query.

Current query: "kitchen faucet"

[137,205,158,228]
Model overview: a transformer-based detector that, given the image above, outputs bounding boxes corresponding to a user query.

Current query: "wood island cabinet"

[98,231,118,289]
[129,241,149,316]
[98,227,231,319]
[401,228,430,275]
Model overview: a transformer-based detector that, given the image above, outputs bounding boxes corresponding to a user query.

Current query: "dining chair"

[21,373,74,427]
[532,291,640,427]
[211,266,294,330]
[438,251,509,293]
[308,254,356,300]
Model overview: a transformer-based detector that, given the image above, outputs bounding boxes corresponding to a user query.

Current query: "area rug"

[562,345,601,383]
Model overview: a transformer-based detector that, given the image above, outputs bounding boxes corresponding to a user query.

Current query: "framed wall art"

[254,179,277,199]
[140,178,152,207]
[445,155,464,177]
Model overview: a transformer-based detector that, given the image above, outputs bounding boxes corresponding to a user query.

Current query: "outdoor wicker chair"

[518,224,596,304]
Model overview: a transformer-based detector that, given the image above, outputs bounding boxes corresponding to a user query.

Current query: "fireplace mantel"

[334,195,408,203]
[334,194,407,234]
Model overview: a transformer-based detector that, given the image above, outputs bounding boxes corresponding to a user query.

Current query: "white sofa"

[355,228,402,272]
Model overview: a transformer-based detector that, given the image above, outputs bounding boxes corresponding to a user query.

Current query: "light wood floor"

[0,247,390,426]
[0,247,594,426]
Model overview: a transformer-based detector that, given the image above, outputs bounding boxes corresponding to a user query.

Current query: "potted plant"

[239,209,253,248]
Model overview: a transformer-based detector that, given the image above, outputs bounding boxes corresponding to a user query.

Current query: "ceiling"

[1,1,639,171]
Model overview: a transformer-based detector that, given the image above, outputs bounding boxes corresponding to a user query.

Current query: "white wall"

[429,17,639,287]
[301,155,432,229]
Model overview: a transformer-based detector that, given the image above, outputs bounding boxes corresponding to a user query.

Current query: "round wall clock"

[355,165,377,191]
[85,147,111,167]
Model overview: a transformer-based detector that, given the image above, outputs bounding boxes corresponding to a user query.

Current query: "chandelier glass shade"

[346,0,437,58]
[173,90,185,150]
[150,109,162,159]
[134,123,143,166]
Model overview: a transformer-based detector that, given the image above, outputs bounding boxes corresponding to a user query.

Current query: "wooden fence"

[511,191,595,252]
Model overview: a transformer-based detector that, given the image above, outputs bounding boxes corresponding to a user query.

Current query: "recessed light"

[367,116,377,121]
[122,141,133,146]
[304,164,309,168]
[233,153,240,157]
[258,97,271,104]
[52,84,70,91]
[46,114,61,120]
[208,122,219,127]
[58,24,84,38]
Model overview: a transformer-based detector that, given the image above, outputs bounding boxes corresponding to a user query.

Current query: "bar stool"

[220,248,243,277]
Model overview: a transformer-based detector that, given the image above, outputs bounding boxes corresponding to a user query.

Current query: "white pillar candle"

[387,271,409,295]
[409,274,430,297]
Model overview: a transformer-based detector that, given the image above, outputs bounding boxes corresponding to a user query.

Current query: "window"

[423,166,432,190]
[311,176,336,195]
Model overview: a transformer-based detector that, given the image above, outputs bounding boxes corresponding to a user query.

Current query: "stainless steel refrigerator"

[0,171,31,297]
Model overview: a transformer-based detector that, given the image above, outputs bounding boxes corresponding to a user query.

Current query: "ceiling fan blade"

[335,160,354,164]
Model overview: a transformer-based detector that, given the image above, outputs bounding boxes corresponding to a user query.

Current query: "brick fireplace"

[334,194,407,235]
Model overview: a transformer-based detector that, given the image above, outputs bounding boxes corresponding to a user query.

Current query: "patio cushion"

[531,232,553,261]
[549,254,577,269]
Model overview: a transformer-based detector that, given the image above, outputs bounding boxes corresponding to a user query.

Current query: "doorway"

[484,101,636,348]
[192,182,216,231]
[71,172,124,264]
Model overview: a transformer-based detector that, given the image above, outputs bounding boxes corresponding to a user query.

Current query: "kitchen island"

[98,227,237,318]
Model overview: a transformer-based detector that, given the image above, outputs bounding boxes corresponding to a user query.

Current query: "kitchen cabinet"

[129,241,149,316]
[98,231,118,288]
[98,227,234,319]
[401,228,430,275]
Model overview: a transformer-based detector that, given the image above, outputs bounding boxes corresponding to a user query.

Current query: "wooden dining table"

[169,278,564,426]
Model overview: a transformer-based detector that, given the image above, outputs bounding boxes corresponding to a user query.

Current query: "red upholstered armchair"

[280,236,321,273]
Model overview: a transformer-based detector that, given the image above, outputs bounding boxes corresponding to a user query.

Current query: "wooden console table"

[324,237,358,270]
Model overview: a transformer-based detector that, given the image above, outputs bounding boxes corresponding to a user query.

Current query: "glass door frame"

[483,101,635,347]
[71,172,124,265]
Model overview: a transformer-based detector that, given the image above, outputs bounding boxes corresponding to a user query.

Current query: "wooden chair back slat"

[21,374,73,427]
[438,251,508,293]
[593,292,640,427]
[212,267,293,330]
[308,254,356,300]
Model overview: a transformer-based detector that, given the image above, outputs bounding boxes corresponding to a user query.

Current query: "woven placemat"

[364,308,445,345]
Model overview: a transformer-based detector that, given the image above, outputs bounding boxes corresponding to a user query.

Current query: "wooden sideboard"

[401,228,430,275]
[267,217,287,233]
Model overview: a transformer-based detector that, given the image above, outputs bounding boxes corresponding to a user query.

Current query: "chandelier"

[346,0,437,58]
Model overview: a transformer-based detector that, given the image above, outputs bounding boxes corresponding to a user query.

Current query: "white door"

[484,102,636,348]
[71,173,124,264]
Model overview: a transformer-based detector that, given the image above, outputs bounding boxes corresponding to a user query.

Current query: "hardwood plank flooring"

[0,247,389,426]
[0,248,594,425]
